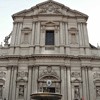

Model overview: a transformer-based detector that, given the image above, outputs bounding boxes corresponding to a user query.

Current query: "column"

[35,22,40,54]
[27,65,32,100]
[81,66,87,100]
[11,65,18,100]
[60,22,64,53]
[61,66,67,100]
[32,66,38,93]
[88,66,94,100]
[4,66,12,100]
[67,66,71,100]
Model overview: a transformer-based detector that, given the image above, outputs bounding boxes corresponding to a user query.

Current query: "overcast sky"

[0,0,100,46]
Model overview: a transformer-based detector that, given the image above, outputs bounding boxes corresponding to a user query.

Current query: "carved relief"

[96,86,100,97]
[17,71,28,81]
[71,72,81,78]
[74,86,80,99]
[93,72,100,79]
[18,85,24,98]
[39,3,62,14]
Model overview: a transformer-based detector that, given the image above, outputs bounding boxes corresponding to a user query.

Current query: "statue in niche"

[74,86,80,99]
[0,85,2,98]
[96,86,100,96]
[19,85,24,98]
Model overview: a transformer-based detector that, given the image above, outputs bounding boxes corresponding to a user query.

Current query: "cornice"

[0,54,100,60]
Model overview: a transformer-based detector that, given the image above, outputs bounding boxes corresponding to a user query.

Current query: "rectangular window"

[18,85,24,98]
[45,30,54,45]
[0,85,3,98]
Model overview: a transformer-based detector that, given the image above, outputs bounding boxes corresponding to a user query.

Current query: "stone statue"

[4,35,10,44]
[74,87,80,99]
[4,31,12,45]
[19,86,24,97]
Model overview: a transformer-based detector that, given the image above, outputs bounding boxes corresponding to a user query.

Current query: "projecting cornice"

[0,54,100,60]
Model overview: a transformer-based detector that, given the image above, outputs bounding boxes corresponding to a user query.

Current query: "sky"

[0,0,100,46]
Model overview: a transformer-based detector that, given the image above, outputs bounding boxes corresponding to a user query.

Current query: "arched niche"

[38,74,61,93]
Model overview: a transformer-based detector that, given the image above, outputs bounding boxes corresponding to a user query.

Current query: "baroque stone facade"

[0,0,100,100]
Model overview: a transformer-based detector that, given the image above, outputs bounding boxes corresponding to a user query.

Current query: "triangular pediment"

[12,0,88,19]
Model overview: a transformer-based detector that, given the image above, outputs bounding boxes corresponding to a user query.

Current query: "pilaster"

[67,66,71,100]
[32,65,38,93]
[17,23,23,45]
[81,66,87,100]
[60,22,64,54]
[27,65,33,100]
[10,23,17,46]
[35,22,40,54]
[61,66,67,100]
[83,23,89,47]
[88,66,94,100]
[4,66,12,100]
[11,65,18,100]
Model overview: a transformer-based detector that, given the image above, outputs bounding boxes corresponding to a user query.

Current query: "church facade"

[0,0,100,100]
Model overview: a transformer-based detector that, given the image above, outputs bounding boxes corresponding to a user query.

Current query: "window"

[45,30,54,45]
[18,85,24,98]
[0,85,3,98]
